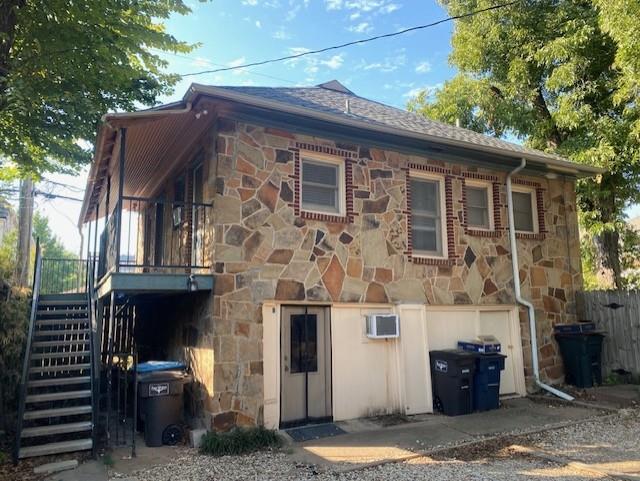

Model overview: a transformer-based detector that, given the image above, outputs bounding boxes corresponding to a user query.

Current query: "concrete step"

[23,405,92,420]
[37,309,88,317]
[33,328,90,337]
[29,363,91,374]
[19,438,92,459]
[28,376,91,388]
[21,421,92,438]
[33,339,90,348]
[36,318,89,327]
[26,390,91,403]
[31,351,90,360]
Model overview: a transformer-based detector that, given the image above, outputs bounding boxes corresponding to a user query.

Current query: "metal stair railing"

[14,239,42,464]
[86,255,99,457]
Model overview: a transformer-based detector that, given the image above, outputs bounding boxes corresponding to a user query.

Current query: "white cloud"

[415,61,431,74]
[357,52,406,72]
[325,0,343,9]
[320,54,345,70]
[242,0,259,5]
[191,57,212,68]
[273,26,291,40]
[228,56,248,75]
[349,12,361,20]
[348,22,372,33]
[403,83,442,98]
[379,2,400,13]
[286,3,301,21]
[255,20,262,28]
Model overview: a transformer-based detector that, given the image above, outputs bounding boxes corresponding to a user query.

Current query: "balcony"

[94,196,213,298]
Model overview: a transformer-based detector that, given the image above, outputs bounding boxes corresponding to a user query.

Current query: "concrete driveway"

[290,398,603,469]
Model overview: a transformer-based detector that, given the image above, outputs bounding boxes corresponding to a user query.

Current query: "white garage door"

[425,306,526,396]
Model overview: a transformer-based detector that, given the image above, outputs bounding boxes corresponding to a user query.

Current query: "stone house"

[79,80,601,432]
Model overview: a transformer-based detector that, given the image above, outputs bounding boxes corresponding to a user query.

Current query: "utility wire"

[180,0,520,78]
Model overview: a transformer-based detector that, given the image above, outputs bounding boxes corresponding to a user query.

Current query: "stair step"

[21,421,92,438]
[28,376,91,388]
[18,438,92,459]
[29,363,91,374]
[36,318,89,326]
[33,339,90,348]
[26,390,91,403]
[23,405,92,420]
[31,351,90,360]
[37,309,87,317]
[39,299,87,306]
[34,328,90,337]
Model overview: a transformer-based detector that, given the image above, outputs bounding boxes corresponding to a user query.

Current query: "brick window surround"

[461,172,502,238]
[404,163,457,266]
[289,143,357,224]
[512,178,547,240]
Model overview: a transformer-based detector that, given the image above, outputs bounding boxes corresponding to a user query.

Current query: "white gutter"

[506,158,574,401]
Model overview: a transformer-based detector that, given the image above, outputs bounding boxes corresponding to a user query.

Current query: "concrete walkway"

[290,397,602,469]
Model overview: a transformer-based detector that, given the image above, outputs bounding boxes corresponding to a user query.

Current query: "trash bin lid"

[137,369,192,383]
[136,360,186,373]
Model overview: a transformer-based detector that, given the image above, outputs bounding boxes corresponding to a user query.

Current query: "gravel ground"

[111,449,610,481]
[107,412,640,481]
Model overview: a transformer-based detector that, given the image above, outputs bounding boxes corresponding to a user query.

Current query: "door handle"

[284,365,289,372]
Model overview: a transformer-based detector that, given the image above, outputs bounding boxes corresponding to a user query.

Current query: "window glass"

[411,178,442,256]
[513,191,534,232]
[301,159,340,213]
[466,185,490,229]
[290,314,318,374]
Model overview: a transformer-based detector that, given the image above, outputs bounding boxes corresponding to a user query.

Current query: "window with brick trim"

[301,156,345,215]
[410,175,447,258]
[465,181,493,230]
[512,187,538,233]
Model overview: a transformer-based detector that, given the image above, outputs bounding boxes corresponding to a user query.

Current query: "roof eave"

[188,83,604,177]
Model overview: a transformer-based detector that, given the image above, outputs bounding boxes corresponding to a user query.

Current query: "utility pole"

[16,178,34,287]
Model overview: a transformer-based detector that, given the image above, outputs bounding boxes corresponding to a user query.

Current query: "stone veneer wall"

[208,117,583,429]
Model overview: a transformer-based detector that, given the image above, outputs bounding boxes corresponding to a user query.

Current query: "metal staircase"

[15,244,98,461]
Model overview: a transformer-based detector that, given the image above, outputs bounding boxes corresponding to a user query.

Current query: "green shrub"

[199,427,283,457]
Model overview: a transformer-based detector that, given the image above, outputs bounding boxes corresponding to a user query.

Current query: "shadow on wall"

[136,291,214,426]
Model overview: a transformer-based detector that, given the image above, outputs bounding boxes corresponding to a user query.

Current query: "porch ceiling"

[80,101,213,224]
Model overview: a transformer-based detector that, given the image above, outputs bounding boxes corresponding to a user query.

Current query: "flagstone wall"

[206,117,583,429]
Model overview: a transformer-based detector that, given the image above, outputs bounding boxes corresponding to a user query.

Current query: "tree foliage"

[0,0,199,177]
[408,0,640,288]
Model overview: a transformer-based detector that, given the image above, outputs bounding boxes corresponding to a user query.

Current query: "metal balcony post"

[115,128,127,273]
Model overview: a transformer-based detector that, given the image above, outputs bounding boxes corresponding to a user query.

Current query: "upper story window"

[465,181,494,230]
[301,156,345,215]
[512,187,538,233]
[411,176,447,258]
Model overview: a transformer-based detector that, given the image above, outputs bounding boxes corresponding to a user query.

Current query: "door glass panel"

[290,314,318,374]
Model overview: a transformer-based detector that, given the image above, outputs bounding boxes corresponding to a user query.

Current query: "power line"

[149,48,298,85]
[180,0,520,78]
[41,178,85,193]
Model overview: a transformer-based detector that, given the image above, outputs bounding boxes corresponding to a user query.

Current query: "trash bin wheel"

[434,395,443,413]
[162,424,183,446]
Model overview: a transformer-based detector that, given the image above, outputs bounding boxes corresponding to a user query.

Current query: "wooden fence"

[577,290,640,376]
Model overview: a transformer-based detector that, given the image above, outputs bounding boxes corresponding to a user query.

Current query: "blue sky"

[160,0,453,106]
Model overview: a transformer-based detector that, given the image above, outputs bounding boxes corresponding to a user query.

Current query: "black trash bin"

[137,367,192,447]
[555,329,605,388]
[429,349,477,416]
[472,353,506,411]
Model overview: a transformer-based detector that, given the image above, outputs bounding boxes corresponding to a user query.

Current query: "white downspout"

[506,158,574,401]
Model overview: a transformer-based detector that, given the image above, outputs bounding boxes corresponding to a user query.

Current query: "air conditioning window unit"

[366,314,400,339]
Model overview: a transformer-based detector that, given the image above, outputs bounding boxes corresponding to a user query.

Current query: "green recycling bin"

[554,331,604,388]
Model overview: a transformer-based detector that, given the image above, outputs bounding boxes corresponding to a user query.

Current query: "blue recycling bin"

[472,353,506,411]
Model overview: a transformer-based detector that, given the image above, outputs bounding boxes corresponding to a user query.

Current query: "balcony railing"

[97,196,213,281]
[40,257,90,295]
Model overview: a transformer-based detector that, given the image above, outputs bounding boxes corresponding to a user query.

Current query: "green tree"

[0,0,198,177]
[408,0,640,289]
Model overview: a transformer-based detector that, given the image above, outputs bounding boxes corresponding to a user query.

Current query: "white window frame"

[300,153,346,216]
[410,171,448,259]
[465,179,494,231]
[511,185,539,234]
